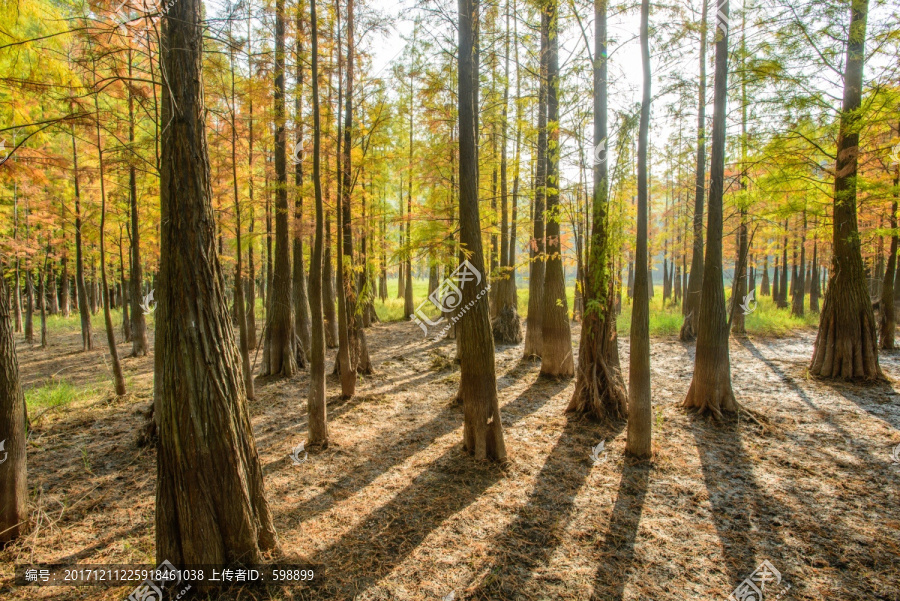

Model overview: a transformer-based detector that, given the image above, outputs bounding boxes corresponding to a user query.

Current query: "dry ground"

[1,315,899,601]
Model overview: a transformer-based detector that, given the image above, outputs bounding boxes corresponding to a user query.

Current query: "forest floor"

[1,314,899,601]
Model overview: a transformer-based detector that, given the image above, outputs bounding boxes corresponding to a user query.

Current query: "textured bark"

[0,276,27,546]
[539,0,574,378]
[568,0,625,421]
[262,0,298,377]
[60,255,70,317]
[792,211,807,317]
[626,0,653,458]
[523,9,548,360]
[156,0,278,569]
[777,225,789,308]
[307,0,329,447]
[24,271,33,344]
[760,256,770,296]
[457,0,507,462]
[811,0,880,379]
[683,0,738,418]
[72,129,93,351]
[680,0,709,342]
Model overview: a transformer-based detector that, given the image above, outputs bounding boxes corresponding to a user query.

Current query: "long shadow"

[272,375,569,525]
[470,417,621,599]
[590,457,651,601]
[739,338,888,464]
[819,378,900,432]
[306,446,504,598]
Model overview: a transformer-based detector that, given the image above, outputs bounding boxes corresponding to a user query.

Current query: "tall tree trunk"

[626,0,653,457]
[778,224,789,308]
[128,51,149,357]
[404,62,416,321]
[232,40,255,400]
[761,255,770,296]
[39,257,47,347]
[0,276,27,546]
[539,0,574,378]
[72,128,93,351]
[456,0,506,462]
[683,0,738,418]
[95,85,127,397]
[24,271,33,344]
[307,0,328,447]
[293,11,312,360]
[568,0,626,420]
[810,0,880,379]
[119,230,131,342]
[262,0,298,377]
[156,0,278,567]
[246,19,258,353]
[323,210,338,347]
[680,0,709,342]
[492,0,521,344]
[523,9,548,359]
[60,255,70,317]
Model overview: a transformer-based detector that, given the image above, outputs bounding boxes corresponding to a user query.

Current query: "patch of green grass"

[25,379,80,412]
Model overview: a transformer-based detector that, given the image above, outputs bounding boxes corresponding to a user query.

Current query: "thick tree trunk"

[680,0,709,342]
[810,0,880,380]
[156,0,278,569]
[683,0,738,418]
[307,0,328,447]
[538,0,574,378]
[626,0,653,458]
[523,9,548,360]
[568,0,626,421]
[0,276,27,546]
[457,0,506,462]
[262,0,298,377]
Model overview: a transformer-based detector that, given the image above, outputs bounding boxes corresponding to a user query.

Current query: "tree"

[307,0,329,447]
[567,0,626,421]
[457,0,506,462]
[626,0,653,458]
[523,8,548,360]
[680,0,708,340]
[880,199,898,349]
[71,126,92,351]
[262,0,298,377]
[294,4,312,361]
[810,0,881,380]
[683,0,738,417]
[538,0,574,378]
[127,49,149,358]
[155,0,277,566]
[0,276,27,546]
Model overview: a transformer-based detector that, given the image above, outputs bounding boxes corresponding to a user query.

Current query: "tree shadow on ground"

[469,417,620,599]
[271,374,569,526]
[589,455,650,601]
[306,446,505,599]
